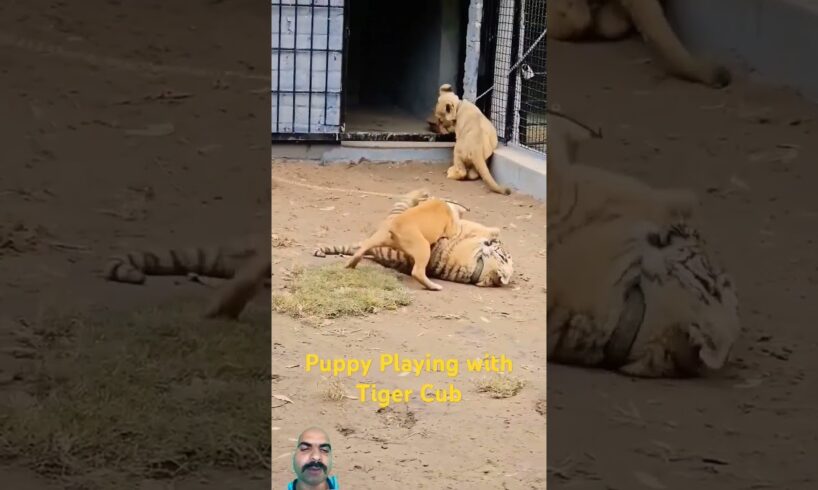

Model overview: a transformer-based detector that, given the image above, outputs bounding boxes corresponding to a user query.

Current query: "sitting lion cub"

[345,198,469,291]
[433,84,511,195]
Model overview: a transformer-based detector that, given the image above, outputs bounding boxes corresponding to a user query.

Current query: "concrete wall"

[399,0,467,118]
[462,0,483,101]
[439,1,464,95]
[666,0,818,104]
[400,1,445,117]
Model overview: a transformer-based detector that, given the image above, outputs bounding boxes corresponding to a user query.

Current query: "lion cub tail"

[472,156,511,195]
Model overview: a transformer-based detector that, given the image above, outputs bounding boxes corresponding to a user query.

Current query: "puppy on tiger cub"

[345,197,491,291]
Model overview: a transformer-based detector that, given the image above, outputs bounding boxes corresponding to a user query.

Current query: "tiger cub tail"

[104,246,257,284]
[313,244,360,258]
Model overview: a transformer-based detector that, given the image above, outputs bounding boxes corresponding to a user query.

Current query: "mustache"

[302,461,327,472]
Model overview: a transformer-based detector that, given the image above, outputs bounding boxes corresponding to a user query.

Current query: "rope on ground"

[271,175,400,199]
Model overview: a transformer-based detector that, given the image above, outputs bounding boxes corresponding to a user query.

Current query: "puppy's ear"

[439,83,453,94]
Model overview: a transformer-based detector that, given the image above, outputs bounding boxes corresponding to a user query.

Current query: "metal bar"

[503,0,523,142]
[292,2,298,133]
[342,132,456,142]
[308,0,315,133]
[276,1,283,133]
[271,89,342,95]
[477,0,499,119]
[271,132,341,142]
[324,5,332,130]
[339,0,348,131]
[273,47,342,53]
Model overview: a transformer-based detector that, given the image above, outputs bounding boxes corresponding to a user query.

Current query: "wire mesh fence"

[478,0,546,155]
[518,0,546,153]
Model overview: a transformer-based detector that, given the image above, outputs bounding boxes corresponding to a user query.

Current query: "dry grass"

[320,378,349,402]
[0,300,269,488]
[272,264,411,322]
[475,374,526,399]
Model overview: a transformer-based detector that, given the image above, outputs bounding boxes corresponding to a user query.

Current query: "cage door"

[271,0,345,137]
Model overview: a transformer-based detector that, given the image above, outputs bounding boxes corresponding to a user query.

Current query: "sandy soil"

[270,160,548,489]
[547,39,818,489]
[0,1,269,488]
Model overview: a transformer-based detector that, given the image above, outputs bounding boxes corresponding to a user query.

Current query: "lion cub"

[433,84,511,195]
[345,198,468,291]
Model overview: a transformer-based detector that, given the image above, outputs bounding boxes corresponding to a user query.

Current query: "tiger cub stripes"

[314,190,514,287]
[104,246,258,284]
[548,218,739,378]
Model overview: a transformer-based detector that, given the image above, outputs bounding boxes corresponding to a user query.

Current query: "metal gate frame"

[271,0,347,142]
[272,0,461,143]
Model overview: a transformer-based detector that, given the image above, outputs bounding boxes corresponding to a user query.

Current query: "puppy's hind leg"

[205,253,270,320]
[400,232,442,291]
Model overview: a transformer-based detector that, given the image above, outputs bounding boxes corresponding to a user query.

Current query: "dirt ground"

[548,39,818,488]
[270,160,548,489]
[3,0,817,488]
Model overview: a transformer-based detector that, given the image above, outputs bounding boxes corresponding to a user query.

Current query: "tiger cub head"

[475,238,514,287]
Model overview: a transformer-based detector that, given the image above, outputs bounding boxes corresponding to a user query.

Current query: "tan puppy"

[433,84,510,195]
[345,198,468,291]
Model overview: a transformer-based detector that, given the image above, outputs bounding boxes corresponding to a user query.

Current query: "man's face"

[293,429,332,485]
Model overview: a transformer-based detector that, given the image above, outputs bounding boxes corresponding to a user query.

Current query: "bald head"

[298,427,331,444]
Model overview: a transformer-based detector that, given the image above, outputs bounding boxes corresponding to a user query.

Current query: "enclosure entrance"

[343,0,468,140]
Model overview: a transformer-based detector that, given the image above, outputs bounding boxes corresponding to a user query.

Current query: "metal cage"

[477,0,546,155]
[271,0,345,141]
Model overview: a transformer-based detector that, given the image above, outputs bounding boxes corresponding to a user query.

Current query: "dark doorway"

[343,0,468,139]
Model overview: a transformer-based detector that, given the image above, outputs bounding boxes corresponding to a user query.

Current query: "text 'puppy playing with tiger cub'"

[346,198,471,291]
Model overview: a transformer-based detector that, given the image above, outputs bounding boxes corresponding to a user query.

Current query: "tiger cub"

[103,242,270,320]
[104,246,259,285]
[546,154,739,377]
[548,218,740,378]
[344,198,470,290]
[314,190,514,287]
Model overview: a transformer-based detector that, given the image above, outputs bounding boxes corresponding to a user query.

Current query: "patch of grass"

[320,378,348,402]
[0,300,269,488]
[273,264,411,322]
[475,373,526,399]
